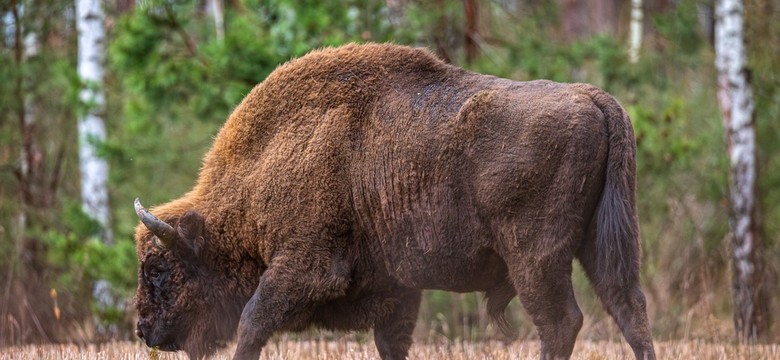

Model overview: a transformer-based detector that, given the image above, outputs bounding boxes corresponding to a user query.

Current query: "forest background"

[1,0,779,348]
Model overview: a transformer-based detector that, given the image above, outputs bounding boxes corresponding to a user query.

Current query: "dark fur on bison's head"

[134,199,260,359]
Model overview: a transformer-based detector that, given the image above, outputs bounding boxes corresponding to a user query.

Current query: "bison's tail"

[585,85,641,288]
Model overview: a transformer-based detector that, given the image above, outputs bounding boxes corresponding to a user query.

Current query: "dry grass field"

[1,339,779,360]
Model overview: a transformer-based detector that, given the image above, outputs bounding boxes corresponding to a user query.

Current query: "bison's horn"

[134,198,177,249]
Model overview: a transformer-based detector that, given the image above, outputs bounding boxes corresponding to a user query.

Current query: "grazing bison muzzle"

[133,43,656,360]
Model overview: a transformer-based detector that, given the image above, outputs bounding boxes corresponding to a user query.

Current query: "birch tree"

[714,0,769,343]
[76,0,111,242]
[628,0,642,63]
[206,0,224,42]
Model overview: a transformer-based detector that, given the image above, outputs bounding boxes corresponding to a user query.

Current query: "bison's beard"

[182,337,225,360]
[180,308,240,359]
[180,324,227,359]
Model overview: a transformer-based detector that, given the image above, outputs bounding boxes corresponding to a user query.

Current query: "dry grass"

[1,339,779,359]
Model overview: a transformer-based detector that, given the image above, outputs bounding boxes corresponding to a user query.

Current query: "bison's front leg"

[232,253,351,360]
[373,287,421,360]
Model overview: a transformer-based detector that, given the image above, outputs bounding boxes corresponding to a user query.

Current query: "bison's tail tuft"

[587,86,641,288]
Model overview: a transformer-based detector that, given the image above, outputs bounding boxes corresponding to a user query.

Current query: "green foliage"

[652,0,704,63]
[40,203,137,294]
[108,0,388,128]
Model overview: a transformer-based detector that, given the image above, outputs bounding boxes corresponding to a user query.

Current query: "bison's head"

[133,198,247,359]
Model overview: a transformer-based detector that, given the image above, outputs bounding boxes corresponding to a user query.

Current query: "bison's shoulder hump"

[266,43,451,85]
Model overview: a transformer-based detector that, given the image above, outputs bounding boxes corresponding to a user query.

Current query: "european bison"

[134,43,656,360]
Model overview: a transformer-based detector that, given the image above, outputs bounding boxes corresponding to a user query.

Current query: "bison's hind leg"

[373,287,421,360]
[507,255,583,360]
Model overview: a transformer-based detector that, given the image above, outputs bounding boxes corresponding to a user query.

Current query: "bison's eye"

[148,268,168,288]
[143,259,169,288]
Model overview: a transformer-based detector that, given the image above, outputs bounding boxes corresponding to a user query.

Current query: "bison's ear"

[175,210,207,260]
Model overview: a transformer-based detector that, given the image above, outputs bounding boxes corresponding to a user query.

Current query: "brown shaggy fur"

[134,43,656,360]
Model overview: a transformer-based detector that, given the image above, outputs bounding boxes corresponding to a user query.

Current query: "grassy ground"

[1,339,779,359]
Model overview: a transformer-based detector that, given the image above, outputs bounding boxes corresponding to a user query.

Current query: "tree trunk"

[433,0,452,63]
[463,0,479,65]
[714,0,769,343]
[207,0,224,41]
[76,0,112,243]
[628,0,643,63]
[3,0,64,346]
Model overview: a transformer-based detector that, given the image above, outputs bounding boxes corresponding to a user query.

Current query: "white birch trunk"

[628,0,643,63]
[714,0,767,342]
[19,13,37,253]
[22,29,38,177]
[76,0,111,242]
[207,0,224,41]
